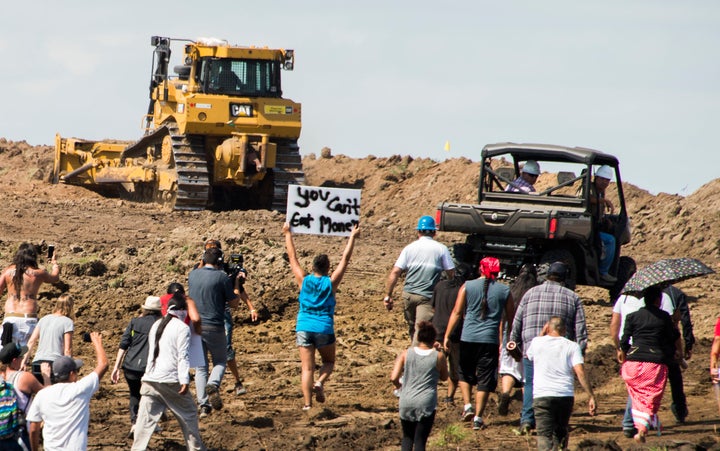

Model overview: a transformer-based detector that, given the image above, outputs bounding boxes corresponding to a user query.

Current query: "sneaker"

[498,393,511,416]
[313,382,326,403]
[205,384,223,410]
[199,405,211,418]
[623,427,637,438]
[235,381,247,396]
[461,404,474,422]
[600,273,617,283]
[473,416,484,430]
[127,424,135,439]
[302,405,311,411]
[442,396,454,405]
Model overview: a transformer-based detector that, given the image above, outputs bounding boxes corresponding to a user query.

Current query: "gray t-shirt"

[33,314,74,362]
[394,237,454,299]
[188,266,235,326]
[460,278,510,344]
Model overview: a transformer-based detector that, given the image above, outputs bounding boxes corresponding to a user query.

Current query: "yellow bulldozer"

[52,36,304,211]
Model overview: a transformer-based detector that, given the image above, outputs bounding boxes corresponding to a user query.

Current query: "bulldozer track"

[167,124,210,211]
[273,139,305,212]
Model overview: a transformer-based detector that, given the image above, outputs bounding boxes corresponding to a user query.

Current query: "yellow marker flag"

[444,140,450,151]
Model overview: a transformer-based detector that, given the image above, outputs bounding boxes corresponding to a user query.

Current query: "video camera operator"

[189,240,258,417]
[218,251,258,396]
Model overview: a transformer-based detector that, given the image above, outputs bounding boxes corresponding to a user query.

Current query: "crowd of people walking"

[0,212,712,450]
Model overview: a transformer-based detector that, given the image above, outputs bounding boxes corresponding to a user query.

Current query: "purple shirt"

[505,176,535,193]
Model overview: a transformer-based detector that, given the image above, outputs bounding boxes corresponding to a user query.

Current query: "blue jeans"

[521,357,535,427]
[195,324,227,407]
[224,309,236,361]
[599,232,615,275]
[623,395,634,430]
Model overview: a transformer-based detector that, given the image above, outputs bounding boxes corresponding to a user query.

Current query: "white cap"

[522,160,540,175]
[595,165,613,180]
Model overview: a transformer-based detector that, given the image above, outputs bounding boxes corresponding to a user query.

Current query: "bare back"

[1,265,55,314]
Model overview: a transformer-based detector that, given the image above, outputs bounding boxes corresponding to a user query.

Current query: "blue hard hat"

[416,215,437,231]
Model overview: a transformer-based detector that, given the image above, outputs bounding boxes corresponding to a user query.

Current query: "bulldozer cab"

[199,57,282,97]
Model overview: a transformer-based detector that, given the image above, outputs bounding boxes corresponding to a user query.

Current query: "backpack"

[0,378,22,440]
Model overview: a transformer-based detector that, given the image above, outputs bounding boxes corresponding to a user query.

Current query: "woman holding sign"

[283,222,360,411]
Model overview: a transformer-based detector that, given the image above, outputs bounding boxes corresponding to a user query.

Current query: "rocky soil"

[1,138,720,450]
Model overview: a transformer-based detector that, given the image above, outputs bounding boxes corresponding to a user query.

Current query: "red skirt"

[621,360,668,433]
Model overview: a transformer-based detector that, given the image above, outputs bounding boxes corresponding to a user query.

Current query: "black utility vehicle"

[436,142,635,298]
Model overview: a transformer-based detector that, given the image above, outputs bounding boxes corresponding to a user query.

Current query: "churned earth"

[1,138,720,450]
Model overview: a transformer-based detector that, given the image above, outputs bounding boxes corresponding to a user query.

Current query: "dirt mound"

[1,140,720,450]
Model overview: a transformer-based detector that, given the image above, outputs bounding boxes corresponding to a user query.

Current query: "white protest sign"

[286,184,361,236]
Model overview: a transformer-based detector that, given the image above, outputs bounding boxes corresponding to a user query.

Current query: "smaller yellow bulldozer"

[53,35,304,211]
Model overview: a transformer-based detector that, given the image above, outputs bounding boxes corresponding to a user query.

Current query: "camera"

[224,253,247,284]
[47,245,55,259]
[83,332,92,343]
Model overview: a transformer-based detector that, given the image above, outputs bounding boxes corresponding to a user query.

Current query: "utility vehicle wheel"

[608,256,637,302]
[538,249,576,289]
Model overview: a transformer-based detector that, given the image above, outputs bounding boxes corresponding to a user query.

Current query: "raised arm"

[330,225,360,289]
[42,252,61,284]
[283,223,306,287]
[90,331,109,379]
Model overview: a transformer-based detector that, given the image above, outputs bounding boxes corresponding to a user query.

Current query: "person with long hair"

[431,262,472,404]
[110,295,163,437]
[283,222,360,410]
[22,294,74,382]
[131,293,204,450]
[1,243,61,346]
[444,256,514,430]
[498,264,538,416]
[618,285,679,443]
[391,321,448,451]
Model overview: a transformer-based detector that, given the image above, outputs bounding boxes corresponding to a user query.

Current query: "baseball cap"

[53,355,84,380]
[0,342,28,364]
[548,261,568,278]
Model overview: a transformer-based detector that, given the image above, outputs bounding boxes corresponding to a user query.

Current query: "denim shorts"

[296,331,336,348]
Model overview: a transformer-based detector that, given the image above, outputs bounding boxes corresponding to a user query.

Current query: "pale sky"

[2,1,718,196]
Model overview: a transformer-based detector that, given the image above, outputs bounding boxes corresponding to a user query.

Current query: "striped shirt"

[505,176,535,193]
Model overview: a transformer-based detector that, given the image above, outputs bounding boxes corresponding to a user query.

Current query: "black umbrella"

[621,257,715,294]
